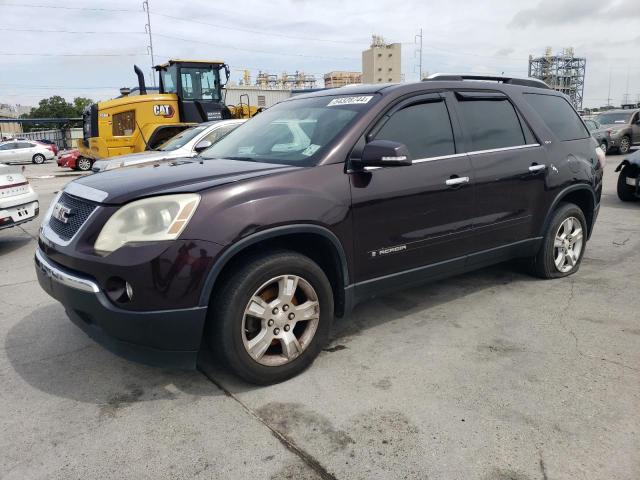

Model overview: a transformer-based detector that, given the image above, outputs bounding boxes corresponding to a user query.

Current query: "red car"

[57,149,93,171]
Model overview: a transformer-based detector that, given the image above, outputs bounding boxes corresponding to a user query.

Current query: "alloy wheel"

[553,216,584,273]
[78,158,91,171]
[241,274,320,366]
[619,137,630,154]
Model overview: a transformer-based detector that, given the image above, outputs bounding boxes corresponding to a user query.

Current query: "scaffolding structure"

[528,47,586,109]
[255,71,317,89]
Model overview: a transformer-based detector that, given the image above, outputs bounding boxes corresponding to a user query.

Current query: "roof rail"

[424,73,550,90]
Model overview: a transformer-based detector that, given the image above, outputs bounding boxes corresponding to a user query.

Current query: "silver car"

[0,140,55,164]
[91,119,246,172]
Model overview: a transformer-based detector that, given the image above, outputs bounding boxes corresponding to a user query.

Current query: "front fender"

[615,151,640,172]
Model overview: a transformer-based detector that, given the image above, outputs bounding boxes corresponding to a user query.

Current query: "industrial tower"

[528,47,586,109]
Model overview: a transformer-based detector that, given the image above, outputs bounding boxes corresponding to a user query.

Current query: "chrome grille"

[47,192,97,241]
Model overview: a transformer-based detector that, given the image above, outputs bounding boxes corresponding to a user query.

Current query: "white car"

[0,163,39,230]
[91,119,246,172]
[0,140,55,164]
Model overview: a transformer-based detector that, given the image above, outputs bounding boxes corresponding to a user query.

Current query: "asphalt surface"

[1,157,638,480]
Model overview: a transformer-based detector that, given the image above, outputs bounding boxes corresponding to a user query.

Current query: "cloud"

[509,0,601,27]
[494,48,514,57]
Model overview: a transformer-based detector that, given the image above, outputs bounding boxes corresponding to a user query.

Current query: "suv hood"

[68,158,299,204]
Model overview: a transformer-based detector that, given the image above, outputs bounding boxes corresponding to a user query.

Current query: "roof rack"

[424,73,550,90]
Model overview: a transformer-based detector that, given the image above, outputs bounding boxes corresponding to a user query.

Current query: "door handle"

[445,176,470,186]
[528,164,546,172]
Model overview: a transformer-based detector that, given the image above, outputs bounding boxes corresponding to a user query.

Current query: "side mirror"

[356,140,412,168]
[194,140,212,153]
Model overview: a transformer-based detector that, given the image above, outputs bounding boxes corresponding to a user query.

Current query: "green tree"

[20,95,93,131]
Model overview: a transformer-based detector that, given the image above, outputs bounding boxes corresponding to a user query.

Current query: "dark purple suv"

[35,75,604,384]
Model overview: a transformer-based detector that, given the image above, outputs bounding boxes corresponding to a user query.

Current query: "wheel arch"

[198,224,351,317]
[541,185,597,239]
[615,157,640,172]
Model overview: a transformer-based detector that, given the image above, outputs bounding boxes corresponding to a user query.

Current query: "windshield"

[596,112,633,125]
[156,125,209,151]
[201,94,376,166]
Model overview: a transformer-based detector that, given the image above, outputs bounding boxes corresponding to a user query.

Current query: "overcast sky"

[0,0,639,109]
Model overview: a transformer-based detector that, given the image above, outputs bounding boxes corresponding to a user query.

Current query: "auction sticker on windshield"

[327,96,373,106]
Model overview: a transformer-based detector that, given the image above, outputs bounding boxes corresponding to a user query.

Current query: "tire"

[618,135,631,155]
[600,140,608,154]
[208,250,334,385]
[529,202,587,279]
[32,154,45,164]
[77,157,92,171]
[617,165,638,202]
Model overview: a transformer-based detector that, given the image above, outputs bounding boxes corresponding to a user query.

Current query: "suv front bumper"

[35,248,207,368]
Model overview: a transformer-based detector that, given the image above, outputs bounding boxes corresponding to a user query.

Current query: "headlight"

[94,194,200,254]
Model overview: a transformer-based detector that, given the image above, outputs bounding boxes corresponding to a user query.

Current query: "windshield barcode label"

[327,96,373,106]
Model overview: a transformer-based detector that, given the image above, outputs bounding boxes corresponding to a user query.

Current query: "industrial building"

[324,71,362,88]
[224,85,291,110]
[362,35,402,84]
[528,47,586,109]
[254,71,316,89]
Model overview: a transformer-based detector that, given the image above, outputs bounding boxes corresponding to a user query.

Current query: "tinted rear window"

[456,99,526,151]
[524,93,589,141]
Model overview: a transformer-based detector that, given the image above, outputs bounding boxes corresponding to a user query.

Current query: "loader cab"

[156,60,232,122]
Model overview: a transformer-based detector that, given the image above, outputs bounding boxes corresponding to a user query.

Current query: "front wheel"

[617,165,638,202]
[32,153,45,164]
[76,157,92,171]
[208,250,334,384]
[529,203,587,279]
[618,135,631,155]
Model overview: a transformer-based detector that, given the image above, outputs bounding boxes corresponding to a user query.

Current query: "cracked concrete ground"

[1,158,638,479]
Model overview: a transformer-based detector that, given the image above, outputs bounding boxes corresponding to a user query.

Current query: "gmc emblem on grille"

[52,203,72,224]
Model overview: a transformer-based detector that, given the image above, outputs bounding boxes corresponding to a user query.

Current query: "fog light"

[105,277,133,303]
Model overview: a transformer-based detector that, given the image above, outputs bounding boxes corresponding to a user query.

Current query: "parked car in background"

[35,75,603,384]
[0,162,39,230]
[584,119,611,153]
[37,140,59,156]
[0,140,55,164]
[57,149,90,171]
[595,109,640,154]
[615,149,640,201]
[91,119,245,173]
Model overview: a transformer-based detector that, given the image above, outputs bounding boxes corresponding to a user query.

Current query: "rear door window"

[373,100,456,159]
[523,93,589,141]
[455,95,527,151]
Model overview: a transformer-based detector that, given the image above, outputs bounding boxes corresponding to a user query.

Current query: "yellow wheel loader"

[80,60,258,160]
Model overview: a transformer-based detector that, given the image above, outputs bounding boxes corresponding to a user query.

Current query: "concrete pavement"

[1,157,638,479]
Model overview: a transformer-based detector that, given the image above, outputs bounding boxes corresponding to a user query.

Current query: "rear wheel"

[617,165,638,202]
[32,153,45,164]
[618,135,631,155]
[529,203,587,279]
[208,250,334,384]
[76,157,92,171]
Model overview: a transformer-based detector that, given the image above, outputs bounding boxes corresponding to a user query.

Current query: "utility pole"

[143,0,156,87]
[414,28,423,81]
[606,68,612,108]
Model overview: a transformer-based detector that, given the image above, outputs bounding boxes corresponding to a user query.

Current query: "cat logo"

[153,105,174,118]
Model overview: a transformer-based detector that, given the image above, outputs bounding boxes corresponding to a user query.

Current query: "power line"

[152,33,358,61]
[151,12,366,45]
[0,27,144,34]
[0,52,148,57]
[0,2,139,12]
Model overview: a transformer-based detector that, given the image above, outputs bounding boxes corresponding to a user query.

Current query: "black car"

[35,74,604,384]
[615,149,640,201]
